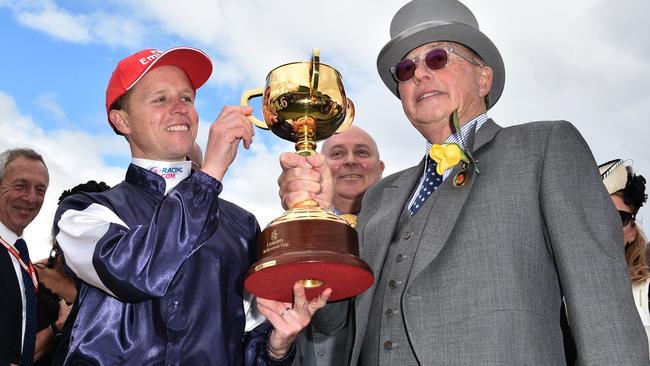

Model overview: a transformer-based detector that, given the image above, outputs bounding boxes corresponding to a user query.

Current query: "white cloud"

[89,12,144,48]
[218,139,287,228]
[4,1,144,47]
[15,2,91,43]
[135,0,223,45]
[35,92,65,121]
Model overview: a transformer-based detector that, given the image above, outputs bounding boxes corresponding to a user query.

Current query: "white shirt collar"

[0,221,20,247]
[424,113,489,154]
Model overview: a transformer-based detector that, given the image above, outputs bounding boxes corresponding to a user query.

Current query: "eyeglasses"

[618,210,636,227]
[390,47,482,82]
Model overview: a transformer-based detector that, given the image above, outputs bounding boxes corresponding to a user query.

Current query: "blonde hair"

[626,225,650,284]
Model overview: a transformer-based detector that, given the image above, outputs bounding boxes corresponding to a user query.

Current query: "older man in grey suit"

[279,0,648,364]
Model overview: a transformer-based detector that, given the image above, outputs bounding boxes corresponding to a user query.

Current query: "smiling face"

[322,126,384,213]
[0,157,49,236]
[397,41,493,144]
[110,65,199,161]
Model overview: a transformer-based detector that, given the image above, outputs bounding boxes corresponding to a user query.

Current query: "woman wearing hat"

[600,159,650,354]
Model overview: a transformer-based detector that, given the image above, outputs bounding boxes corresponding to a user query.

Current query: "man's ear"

[478,65,493,99]
[109,109,131,135]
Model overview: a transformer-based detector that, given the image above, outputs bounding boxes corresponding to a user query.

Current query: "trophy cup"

[240,49,374,302]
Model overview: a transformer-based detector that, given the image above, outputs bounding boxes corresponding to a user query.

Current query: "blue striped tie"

[409,157,443,216]
[14,238,36,366]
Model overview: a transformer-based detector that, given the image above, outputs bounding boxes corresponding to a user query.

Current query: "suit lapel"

[359,163,422,274]
[471,119,501,153]
[408,120,501,283]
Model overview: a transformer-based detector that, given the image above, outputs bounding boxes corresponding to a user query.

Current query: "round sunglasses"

[618,210,636,227]
[390,47,482,82]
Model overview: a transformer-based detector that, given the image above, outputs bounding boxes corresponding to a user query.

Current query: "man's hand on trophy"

[278,152,334,210]
[201,106,254,181]
[257,282,332,360]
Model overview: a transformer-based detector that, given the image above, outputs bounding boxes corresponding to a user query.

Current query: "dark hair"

[110,93,128,113]
[58,180,111,204]
[46,180,111,268]
[623,167,647,213]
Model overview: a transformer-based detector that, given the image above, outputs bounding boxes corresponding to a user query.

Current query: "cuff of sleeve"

[265,331,296,365]
[50,322,62,337]
[191,170,223,195]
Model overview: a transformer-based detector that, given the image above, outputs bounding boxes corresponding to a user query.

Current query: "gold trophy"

[240,49,373,302]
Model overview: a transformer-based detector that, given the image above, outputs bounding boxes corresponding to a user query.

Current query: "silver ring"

[279,307,292,317]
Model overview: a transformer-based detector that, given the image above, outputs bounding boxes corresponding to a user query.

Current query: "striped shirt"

[406,113,489,210]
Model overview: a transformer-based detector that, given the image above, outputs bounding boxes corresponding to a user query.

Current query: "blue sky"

[1,0,648,258]
[3,5,117,133]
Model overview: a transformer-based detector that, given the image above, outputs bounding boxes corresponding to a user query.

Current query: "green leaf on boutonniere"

[451,109,480,175]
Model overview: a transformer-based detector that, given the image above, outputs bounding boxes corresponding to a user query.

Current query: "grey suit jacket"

[345,120,648,365]
[292,320,348,366]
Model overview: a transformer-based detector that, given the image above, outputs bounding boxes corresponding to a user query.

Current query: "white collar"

[0,221,20,247]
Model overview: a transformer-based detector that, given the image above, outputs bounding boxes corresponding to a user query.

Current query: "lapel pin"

[453,164,468,187]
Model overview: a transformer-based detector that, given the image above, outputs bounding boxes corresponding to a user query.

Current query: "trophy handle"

[335,98,355,134]
[240,87,269,130]
[309,48,320,96]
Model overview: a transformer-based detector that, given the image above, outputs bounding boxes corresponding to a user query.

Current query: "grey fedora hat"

[377,0,505,109]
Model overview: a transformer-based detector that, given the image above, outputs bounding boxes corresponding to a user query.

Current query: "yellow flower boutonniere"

[428,108,480,187]
[429,143,469,175]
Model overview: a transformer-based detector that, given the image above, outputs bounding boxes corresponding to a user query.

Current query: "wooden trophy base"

[244,217,374,303]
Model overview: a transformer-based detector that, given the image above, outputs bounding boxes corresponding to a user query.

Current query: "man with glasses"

[278,0,647,364]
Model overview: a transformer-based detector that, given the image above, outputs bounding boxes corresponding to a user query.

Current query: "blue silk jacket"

[54,164,292,365]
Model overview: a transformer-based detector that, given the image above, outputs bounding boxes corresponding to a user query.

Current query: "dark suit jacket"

[346,120,647,364]
[0,248,23,365]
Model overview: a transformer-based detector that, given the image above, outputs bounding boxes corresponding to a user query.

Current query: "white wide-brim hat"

[599,159,628,195]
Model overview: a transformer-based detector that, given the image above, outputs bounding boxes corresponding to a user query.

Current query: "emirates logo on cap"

[138,50,164,65]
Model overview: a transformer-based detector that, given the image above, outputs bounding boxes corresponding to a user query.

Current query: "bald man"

[293,126,384,366]
[322,126,385,216]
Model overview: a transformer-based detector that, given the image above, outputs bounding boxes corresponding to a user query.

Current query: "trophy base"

[245,252,374,302]
[244,216,374,303]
